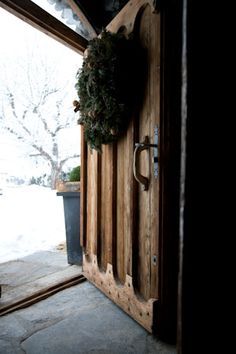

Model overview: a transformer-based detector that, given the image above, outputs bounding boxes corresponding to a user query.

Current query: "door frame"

[158,0,182,343]
[0,0,87,54]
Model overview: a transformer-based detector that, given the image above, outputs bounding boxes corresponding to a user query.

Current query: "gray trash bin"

[57,191,82,265]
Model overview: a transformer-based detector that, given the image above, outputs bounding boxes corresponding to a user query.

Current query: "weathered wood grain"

[149,7,160,298]
[82,0,160,332]
[107,0,157,35]
[83,255,157,333]
[0,274,86,316]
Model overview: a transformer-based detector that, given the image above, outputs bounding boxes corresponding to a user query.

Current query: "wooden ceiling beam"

[0,0,88,54]
[66,0,97,39]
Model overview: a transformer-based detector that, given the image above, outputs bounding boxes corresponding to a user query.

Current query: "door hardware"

[133,126,158,191]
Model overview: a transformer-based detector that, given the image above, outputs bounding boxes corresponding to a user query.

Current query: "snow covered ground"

[0,185,66,263]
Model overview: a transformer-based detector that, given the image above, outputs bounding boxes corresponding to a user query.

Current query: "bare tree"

[0,47,80,189]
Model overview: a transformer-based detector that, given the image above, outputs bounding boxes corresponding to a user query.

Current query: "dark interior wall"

[178,0,215,353]
[180,3,200,348]
[157,0,183,343]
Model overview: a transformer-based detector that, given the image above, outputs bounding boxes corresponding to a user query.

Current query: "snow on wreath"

[74,29,143,151]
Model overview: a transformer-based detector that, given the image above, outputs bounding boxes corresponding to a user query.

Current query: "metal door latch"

[133,126,159,191]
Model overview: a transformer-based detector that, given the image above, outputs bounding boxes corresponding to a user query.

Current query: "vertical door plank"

[124,119,136,277]
[109,144,117,267]
[116,135,125,283]
[137,4,152,301]
[99,145,107,271]
[116,120,135,283]
[85,148,92,255]
[149,11,160,298]
[80,126,87,248]
[99,144,117,271]
[86,150,100,256]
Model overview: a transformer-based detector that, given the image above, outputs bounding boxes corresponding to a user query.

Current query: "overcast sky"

[0,6,83,181]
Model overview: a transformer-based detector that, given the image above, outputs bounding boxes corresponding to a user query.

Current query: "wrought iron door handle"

[133,135,158,191]
[133,136,149,191]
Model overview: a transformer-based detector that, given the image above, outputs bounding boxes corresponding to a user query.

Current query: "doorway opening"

[0,6,82,264]
[0,6,84,314]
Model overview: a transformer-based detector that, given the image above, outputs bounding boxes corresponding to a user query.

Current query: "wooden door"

[80,0,160,333]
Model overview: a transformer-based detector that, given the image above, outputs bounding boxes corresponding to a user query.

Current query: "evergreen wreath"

[75,29,141,151]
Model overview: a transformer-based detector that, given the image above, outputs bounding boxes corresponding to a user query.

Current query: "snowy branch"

[0,41,80,189]
[59,154,80,169]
